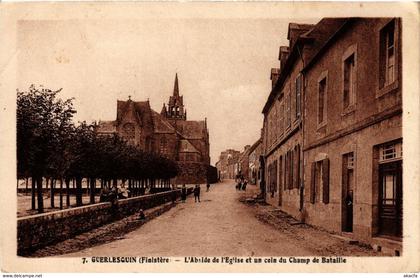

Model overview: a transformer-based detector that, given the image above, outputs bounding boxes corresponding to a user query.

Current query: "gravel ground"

[55,180,381,257]
[244,200,381,257]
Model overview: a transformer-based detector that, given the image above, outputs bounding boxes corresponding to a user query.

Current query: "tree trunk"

[65,178,70,207]
[46,177,49,189]
[36,176,44,213]
[76,177,83,206]
[59,178,63,210]
[50,178,55,208]
[25,178,29,195]
[31,177,36,210]
[90,178,95,204]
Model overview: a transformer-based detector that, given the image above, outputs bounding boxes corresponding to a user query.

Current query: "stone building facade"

[96,74,211,184]
[262,22,323,218]
[261,18,402,250]
[248,138,262,186]
[248,138,261,186]
[216,149,241,180]
[238,145,251,180]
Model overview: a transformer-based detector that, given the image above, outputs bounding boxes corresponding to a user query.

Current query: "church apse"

[96,73,213,184]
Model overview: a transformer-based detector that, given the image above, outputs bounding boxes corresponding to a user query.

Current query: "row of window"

[266,141,402,204]
[310,141,402,205]
[317,19,398,126]
[266,144,302,194]
[266,74,303,148]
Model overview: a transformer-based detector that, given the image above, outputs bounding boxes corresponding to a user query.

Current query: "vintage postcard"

[0,1,419,274]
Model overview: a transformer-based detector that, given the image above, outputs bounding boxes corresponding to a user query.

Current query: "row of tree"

[17,85,178,213]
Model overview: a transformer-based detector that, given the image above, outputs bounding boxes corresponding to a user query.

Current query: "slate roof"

[116,100,153,125]
[175,120,207,140]
[301,18,352,72]
[97,120,116,133]
[97,99,207,151]
[262,18,350,114]
[151,110,177,134]
[179,139,200,153]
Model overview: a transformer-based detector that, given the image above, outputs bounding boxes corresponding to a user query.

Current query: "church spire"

[173,73,179,97]
[164,73,186,121]
[161,103,167,116]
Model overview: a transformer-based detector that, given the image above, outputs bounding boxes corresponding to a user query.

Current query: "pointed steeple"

[173,73,179,97]
[164,72,186,121]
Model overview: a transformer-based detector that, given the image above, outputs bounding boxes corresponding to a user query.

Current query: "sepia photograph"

[0,1,419,274]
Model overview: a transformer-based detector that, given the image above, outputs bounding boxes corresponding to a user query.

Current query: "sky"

[16,17,316,164]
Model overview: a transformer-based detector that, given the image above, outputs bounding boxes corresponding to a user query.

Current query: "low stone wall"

[17,188,193,256]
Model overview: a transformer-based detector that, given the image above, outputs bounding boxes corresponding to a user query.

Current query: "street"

[64,180,378,257]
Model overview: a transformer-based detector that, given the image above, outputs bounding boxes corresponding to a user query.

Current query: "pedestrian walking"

[171,184,177,204]
[194,184,201,202]
[206,183,210,192]
[236,181,241,190]
[242,179,248,191]
[181,184,187,203]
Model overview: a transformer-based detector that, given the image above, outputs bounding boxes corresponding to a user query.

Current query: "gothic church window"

[160,137,168,155]
[123,123,135,141]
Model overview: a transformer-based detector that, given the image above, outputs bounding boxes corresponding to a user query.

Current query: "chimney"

[270,68,280,88]
[287,23,315,49]
[278,46,289,72]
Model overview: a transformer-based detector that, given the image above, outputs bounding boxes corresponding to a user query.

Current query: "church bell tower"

[162,73,187,121]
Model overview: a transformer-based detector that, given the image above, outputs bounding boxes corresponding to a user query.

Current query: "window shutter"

[296,75,302,118]
[285,153,288,189]
[289,151,294,190]
[322,158,330,204]
[296,145,301,189]
[310,162,316,204]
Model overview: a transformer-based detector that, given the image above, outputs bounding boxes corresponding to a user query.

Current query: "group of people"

[235,177,248,191]
[100,181,211,205]
[180,183,211,203]
[99,183,130,203]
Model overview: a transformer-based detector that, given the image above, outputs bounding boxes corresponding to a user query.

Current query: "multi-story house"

[302,18,402,251]
[261,22,325,219]
[248,138,262,186]
[216,149,241,180]
[238,145,251,180]
[261,18,402,252]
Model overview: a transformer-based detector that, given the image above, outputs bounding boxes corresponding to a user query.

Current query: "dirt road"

[64,180,377,257]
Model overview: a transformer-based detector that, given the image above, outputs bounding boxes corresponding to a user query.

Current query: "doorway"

[379,160,402,237]
[342,152,354,233]
[278,156,283,206]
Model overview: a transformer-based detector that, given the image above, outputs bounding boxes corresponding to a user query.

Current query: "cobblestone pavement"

[62,180,380,257]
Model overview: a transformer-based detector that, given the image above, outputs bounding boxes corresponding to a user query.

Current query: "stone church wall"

[174,162,217,184]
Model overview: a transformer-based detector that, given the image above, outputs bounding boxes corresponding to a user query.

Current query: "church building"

[96,74,212,184]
